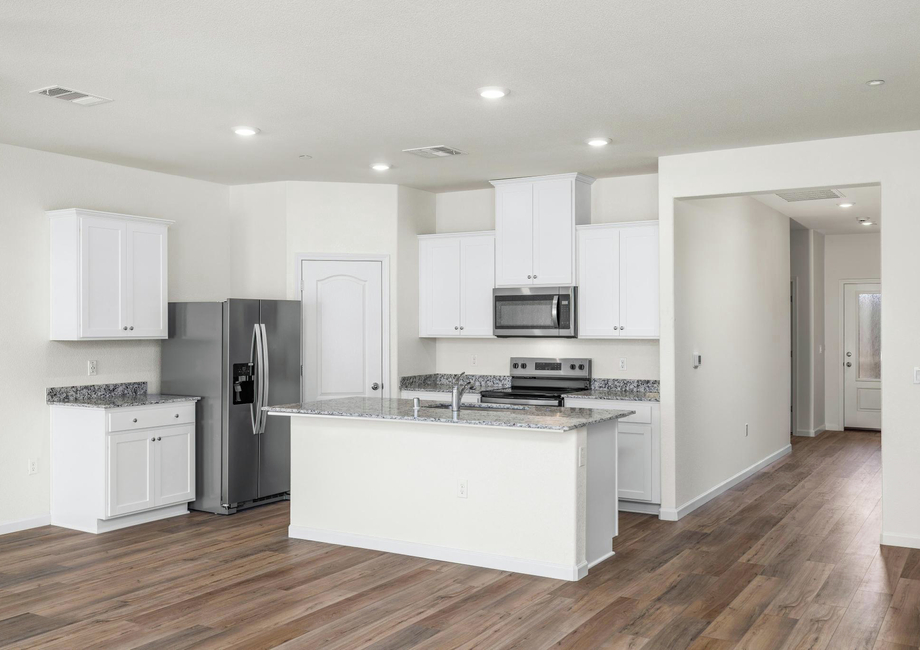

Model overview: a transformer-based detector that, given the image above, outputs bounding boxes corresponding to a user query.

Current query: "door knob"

[123,326,128,331]
[129,326,134,331]
[527,275,532,279]
[846,362,852,367]
[846,351,852,357]
[371,382,380,391]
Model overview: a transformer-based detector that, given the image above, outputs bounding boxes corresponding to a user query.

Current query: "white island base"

[284,414,618,581]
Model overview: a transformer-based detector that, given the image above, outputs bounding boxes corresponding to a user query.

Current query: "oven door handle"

[551,295,559,328]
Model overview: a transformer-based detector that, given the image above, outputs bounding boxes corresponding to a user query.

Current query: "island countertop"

[265,397,634,432]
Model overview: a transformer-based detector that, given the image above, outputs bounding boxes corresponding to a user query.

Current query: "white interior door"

[80,216,126,338]
[302,260,384,401]
[126,221,168,337]
[844,283,881,430]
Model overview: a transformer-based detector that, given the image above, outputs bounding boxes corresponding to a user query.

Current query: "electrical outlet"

[471,354,478,366]
[457,479,468,498]
[87,360,98,376]
[578,446,587,467]
[745,423,749,437]
[28,459,38,475]
[619,357,627,371]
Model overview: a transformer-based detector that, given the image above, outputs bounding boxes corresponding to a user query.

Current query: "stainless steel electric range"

[479,357,592,406]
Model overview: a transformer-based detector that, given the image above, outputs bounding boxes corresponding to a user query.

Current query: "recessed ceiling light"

[233,126,260,136]
[866,79,885,87]
[586,138,611,147]
[861,221,875,226]
[838,202,855,208]
[371,163,390,171]
[478,87,509,99]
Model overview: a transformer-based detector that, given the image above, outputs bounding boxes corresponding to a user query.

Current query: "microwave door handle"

[551,295,559,328]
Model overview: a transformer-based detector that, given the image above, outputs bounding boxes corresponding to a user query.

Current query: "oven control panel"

[510,357,592,378]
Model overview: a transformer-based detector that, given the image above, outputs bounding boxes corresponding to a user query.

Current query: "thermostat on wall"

[692,353,702,369]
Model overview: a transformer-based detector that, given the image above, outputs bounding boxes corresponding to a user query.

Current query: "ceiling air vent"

[774,189,844,202]
[402,145,466,159]
[30,86,112,107]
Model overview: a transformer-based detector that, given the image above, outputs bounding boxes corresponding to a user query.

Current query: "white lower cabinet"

[564,397,660,512]
[52,402,197,533]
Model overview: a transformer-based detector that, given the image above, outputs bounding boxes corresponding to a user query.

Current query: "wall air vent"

[30,86,112,107]
[402,145,466,159]
[774,189,844,202]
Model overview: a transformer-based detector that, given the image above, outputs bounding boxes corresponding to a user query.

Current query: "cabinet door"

[107,429,155,517]
[495,184,534,286]
[619,225,659,337]
[420,238,462,336]
[617,422,654,502]
[126,221,168,338]
[155,425,195,506]
[532,179,574,285]
[459,235,495,336]
[577,227,620,337]
[80,216,127,338]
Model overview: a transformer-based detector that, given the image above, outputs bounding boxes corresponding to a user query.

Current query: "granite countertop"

[566,389,660,403]
[46,381,200,409]
[265,397,634,432]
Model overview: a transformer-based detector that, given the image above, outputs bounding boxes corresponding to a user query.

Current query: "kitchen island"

[265,397,633,580]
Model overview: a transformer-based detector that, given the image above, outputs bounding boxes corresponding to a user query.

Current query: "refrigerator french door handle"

[250,324,264,434]
[259,323,270,433]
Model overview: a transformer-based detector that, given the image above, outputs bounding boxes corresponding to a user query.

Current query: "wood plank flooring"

[1,429,912,649]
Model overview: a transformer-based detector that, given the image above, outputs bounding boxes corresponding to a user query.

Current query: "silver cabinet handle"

[527,275,532,279]
[175,413,179,418]
[133,418,138,423]
[129,326,134,331]
[371,382,380,391]
[150,437,155,442]
[123,326,128,331]
[613,326,619,331]
[533,275,537,279]
[156,436,161,441]
[454,326,459,330]
[459,326,464,330]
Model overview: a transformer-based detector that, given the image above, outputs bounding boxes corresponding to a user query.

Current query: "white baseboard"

[289,525,586,581]
[0,514,52,536]
[618,500,661,516]
[658,444,792,521]
[587,550,615,570]
[826,422,841,432]
[880,532,920,549]
[795,425,827,438]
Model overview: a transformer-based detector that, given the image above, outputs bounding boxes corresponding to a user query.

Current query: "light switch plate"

[87,360,98,376]
[915,367,920,384]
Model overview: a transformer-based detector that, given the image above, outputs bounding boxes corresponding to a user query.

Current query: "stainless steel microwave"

[493,287,577,338]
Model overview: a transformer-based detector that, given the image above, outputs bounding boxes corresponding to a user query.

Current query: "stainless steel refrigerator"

[161,299,301,514]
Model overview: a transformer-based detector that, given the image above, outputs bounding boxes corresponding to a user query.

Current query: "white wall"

[790,229,811,434]
[228,183,287,299]
[397,186,437,377]
[433,174,661,379]
[811,232,825,431]
[671,196,791,515]
[824,233,881,430]
[0,142,230,530]
[658,130,920,548]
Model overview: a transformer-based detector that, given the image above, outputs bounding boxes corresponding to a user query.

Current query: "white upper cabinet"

[577,222,659,338]
[419,232,495,337]
[49,209,172,340]
[492,174,594,287]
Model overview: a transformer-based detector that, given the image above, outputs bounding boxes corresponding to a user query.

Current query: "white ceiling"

[753,186,881,234]
[1,1,919,192]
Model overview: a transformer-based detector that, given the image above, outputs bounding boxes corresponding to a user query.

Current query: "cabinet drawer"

[108,403,195,432]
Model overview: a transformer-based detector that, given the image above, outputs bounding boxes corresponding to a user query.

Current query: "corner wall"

[670,196,791,516]
[659,130,920,548]
[0,142,230,530]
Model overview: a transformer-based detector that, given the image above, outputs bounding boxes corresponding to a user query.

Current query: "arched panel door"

[301,260,383,401]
